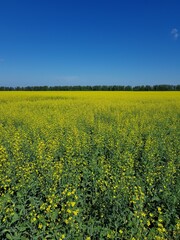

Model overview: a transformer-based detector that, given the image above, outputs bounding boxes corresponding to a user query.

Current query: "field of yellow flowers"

[0,91,179,240]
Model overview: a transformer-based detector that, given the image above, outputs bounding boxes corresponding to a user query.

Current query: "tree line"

[0,84,179,91]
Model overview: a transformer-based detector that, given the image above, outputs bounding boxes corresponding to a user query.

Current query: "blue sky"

[0,0,180,87]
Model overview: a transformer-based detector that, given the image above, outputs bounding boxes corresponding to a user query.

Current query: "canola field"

[0,91,180,240]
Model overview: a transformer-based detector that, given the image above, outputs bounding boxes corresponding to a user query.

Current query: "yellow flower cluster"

[0,91,179,239]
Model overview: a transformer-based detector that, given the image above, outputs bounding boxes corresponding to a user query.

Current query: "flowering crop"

[0,91,179,239]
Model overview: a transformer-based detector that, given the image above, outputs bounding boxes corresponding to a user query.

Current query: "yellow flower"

[67,209,71,214]
[147,220,151,226]
[59,234,66,239]
[38,223,43,229]
[157,207,162,213]
[65,219,69,224]
[31,217,37,222]
[141,212,146,217]
[73,209,79,216]
[158,223,163,228]
[46,205,51,212]
[71,201,76,207]
[158,227,166,233]
[107,233,111,238]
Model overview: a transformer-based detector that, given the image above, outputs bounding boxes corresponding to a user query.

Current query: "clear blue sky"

[0,0,180,87]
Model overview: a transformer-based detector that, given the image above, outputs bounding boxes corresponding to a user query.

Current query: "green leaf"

[11,213,19,223]
[6,233,12,240]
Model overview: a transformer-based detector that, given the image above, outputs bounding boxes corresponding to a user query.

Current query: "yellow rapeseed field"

[0,91,180,239]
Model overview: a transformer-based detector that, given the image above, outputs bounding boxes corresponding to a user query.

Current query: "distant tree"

[124,85,132,91]
[144,85,152,91]
[176,85,180,90]
[0,84,179,91]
